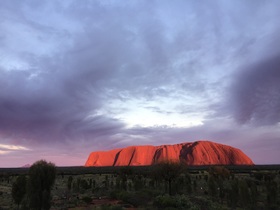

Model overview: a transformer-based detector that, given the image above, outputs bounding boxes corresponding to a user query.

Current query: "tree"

[28,160,56,210]
[208,175,217,198]
[154,161,184,195]
[208,166,229,203]
[266,180,278,209]
[117,167,134,191]
[185,173,192,194]
[133,175,144,191]
[67,176,73,191]
[12,175,27,210]
[209,166,230,179]
[239,180,250,208]
[228,179,239,208]
[249,180,258,209]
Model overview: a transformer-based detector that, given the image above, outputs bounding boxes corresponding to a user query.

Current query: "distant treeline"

[1,164,280,176]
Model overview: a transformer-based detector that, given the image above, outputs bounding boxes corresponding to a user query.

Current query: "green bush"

[110,189,154,207]
[153,194,190,209]
[154,195,176,208]
[190,196,228,210]
[80,179,90,190]
[141,188,162,197]
[82,196,92,204]
[116,190,130,201]
[125,191,152,207]
[109,190,119,199]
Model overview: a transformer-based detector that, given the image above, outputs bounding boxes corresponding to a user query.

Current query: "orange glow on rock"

[85,140,254,166]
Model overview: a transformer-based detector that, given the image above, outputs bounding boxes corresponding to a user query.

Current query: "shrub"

[125,191,152,207]
[153,194,190,209]
[80,179,90,190]
[82,196,92,204]
[111,189,154,207]
[190,196,228,210]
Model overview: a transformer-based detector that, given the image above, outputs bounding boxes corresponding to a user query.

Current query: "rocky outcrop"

[85,141,254,166]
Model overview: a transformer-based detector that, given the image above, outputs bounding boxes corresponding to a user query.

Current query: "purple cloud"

[0,0,280,166]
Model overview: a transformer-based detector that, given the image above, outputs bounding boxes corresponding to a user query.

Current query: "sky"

[0,0,280,167]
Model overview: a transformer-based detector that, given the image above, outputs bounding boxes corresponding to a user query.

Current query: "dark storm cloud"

[230,55,280,125]
[0,0,210,145]
[0,54,126,144]
[0,1,159,144]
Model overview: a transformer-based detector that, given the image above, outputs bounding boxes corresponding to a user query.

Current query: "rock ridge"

[85,140,254,166]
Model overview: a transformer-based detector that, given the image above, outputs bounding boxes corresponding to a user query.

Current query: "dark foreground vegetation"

[1,162,280,210]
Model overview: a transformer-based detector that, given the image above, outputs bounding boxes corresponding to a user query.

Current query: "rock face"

[85,141,254,166]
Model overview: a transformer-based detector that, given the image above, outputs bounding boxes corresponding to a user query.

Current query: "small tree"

[27,160,56,210]
[12,175,27,209]
[249,180,258,209]
[266,180,278,208]
[209,166,230,179]
[67,176,73,191]
[118,167,133,191]
[228,179,239,208]
[208,175,217,198]
[154,161,184,195]
[185,173,192,194]
[239,180,250,208]
[133,175,144,191]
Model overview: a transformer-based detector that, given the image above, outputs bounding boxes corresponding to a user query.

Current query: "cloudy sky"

[1,0,280,167]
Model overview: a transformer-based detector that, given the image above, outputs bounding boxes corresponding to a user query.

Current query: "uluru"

[85,141,254,166]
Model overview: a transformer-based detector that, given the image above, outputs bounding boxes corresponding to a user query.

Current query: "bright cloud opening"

[0,144,31,151]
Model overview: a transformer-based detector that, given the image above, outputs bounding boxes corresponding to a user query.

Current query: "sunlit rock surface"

[85,141,254,166]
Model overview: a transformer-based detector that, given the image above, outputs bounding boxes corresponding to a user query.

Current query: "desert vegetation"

[1,162,280,209]
[10,160,56,210]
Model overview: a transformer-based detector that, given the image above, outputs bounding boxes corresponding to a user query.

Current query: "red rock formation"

[85,141,254,166]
